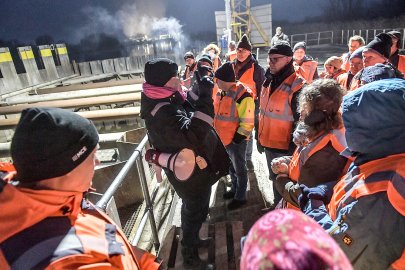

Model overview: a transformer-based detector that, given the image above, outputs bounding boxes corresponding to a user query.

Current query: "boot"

[181,245,214,270]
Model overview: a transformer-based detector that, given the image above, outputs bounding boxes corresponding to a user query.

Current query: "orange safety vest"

[182,64,197,89]
[328,153,405,221]
[213,57,220,72]
[293,60,318,83]
[336,72,350,90]
[286,128,347,210]
[341,53,350,72]
[398,55,405,74]
[233,62,257,99]
[258,73,304,150]
[213,82,250,146]
[226,51,237,62]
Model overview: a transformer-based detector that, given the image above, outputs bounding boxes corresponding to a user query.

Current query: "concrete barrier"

[102,59,115,73]
[18,46,43,86]
[38,45,59,81]
[78,62,92,76]
[56,44,74,77]
[114,57,127,73]
[0,47,22,94]
[89,60,103,75]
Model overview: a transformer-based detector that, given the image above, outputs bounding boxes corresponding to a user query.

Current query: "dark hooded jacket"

[140,84,230,200]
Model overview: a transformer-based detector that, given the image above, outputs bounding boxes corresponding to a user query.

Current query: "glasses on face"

[268,56,286,64]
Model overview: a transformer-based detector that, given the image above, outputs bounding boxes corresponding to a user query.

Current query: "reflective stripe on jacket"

[286,128,347,210]
[294,60,318,83]
[233,62,257,99]
[258,73,304,150]
[328,153,405,221]
[213,82,254,146]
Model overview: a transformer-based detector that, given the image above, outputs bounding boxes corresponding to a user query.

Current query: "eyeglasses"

[268,56,287,64]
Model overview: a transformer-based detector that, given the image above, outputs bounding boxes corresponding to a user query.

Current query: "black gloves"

[298,181,337,210]
[256,141,264,154]
[232,132,247,144]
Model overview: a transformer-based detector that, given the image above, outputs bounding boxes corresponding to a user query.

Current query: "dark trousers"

[181,187,211,247]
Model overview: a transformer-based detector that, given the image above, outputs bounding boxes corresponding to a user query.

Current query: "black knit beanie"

[365,33,392,59]
[215,62,235,82]
[388,30,402,48]
[11,107,99,182]
[293,41,306,52]
[198,54,213,66]
[237,34,252,51]
[144,58,178,87]
[268,43,293,56]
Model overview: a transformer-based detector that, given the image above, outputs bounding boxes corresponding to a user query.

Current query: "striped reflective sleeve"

[193,111,213,126]
[236,96,255,136]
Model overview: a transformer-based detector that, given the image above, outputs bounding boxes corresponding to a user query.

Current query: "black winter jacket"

[140,89,230,200]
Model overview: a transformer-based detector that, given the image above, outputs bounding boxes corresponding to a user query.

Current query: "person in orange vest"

[350,33,403,91]
[337,46,364,90]
[0,108,162,270]
[298,78,405,270]
[341,35,365,72]
[232,34,265,171]
[271,79,348,209]
[225,40,237,62]
[388,30,405,74]
[213,62,255,210]
[203,43,222,72]
[292,41,319,83]
[182,51,197,89]
[257,42,305,207]
[321,56,345,80]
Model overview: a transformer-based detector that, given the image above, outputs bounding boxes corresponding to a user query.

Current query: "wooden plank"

[199,223,209,261]
[215,221,228,270]
[173,230,183,270]
[232,221,244,270]
[157,225,177,270]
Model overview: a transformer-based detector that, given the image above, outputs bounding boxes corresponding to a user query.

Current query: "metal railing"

[95,135,161,252]
[290,27,405,49]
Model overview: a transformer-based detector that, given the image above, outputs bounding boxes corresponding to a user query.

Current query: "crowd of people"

[0,27,404,270]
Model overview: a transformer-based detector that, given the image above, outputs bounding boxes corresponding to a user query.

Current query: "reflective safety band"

[193,111,213,126]
[259,109,294,121]
[0,52,12,63]
[40,49,52,57]
[20,50,34,60]
[57,47,67,55]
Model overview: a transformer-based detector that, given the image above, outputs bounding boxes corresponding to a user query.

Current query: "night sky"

[0,0,325,43]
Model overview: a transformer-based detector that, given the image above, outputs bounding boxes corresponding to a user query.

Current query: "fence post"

[318,32,321,45]
[331,31,334,44]
[403,29,405,50]
[341,30,344,44]
[366,30,369,44]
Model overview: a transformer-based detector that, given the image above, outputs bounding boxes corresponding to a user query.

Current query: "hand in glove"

[145,149,161,166]
[232,132,247,144]
[256,141,264,154]
[298,181,337,210]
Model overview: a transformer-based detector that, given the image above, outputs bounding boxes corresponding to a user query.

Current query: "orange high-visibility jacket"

[258,73,304,150]
[233,62,257,99]
[398,55,405,74]
[0,184,160,270]
[293,60,318,83]
[226,50,237,62]
[213,82,254,146]
[286,128,347,210]
[328,153,405,221]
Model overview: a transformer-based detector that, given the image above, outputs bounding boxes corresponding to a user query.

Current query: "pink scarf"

[143,82,187,101]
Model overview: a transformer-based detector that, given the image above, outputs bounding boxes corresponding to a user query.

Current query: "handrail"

[96,135,161,250]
